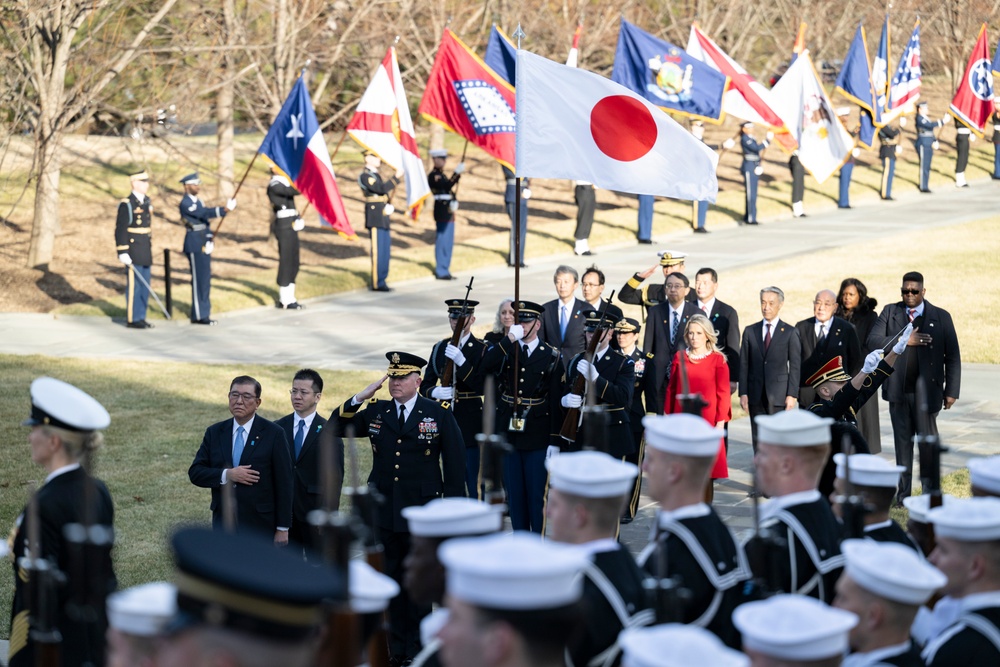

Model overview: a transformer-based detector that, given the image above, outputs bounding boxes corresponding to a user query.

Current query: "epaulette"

[646,352,655,359]
[368,398,378,404]
[440,401,451,410]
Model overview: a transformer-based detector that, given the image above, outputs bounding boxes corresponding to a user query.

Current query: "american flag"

[889,21,921,110]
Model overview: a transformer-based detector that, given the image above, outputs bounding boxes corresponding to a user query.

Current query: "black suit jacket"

[275,412,342,520]
[644,301,702,412]
[701,298,740,383]
[189,415,294,535]
[796,315,862,405]
[867,300,961,411]
[539,297,589,363]
[739,319,802,408]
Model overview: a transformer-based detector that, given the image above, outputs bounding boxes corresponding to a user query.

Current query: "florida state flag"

[950,24,995,136]
[419,29,516,170]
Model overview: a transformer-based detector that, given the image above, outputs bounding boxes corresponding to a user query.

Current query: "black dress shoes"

[126,320,153,329]
[371,285,393,292]
[277,302,304,309]
[435,274,457,280]
[192,318,218,326]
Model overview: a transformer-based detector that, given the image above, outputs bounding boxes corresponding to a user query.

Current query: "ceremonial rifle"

[916,376,947,554]
[477,377,512,505]
[641,518,692,624]
[837,434,870,540]
[559,291,615,443]
[20,484,63,667]
[440,276,475,407]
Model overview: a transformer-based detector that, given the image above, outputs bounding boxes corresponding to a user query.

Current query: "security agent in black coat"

[614,317,656,521]
[359,152,402,291]
[644,273,701,413]
[419,299,487,498]
[179,173,234,325]
[115,170,154,328]
[796,290,863,406]
[267,166,304,309]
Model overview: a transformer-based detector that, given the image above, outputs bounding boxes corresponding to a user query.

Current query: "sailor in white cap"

[618,624,749,667]
[106,581,177,667]
[10,377,117,667]
[922,498,1000,666]
[751,409,844,602]
[636,414,750,648]
[969,456,1000,498]
[545,451,652,667]
[831,453,918,550]
[734,594,859,667]
[833,539,946,666]
[902,494,955,558]
[427,148,464,280]
[437,532,587,667]
[350,559,402,667]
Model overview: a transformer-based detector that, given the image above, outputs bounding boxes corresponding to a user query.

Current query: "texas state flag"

[258,76,354,237]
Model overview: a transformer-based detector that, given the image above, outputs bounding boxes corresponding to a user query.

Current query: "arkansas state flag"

[686,25,796,151]
[950,24,995,136]
[420,29,516,170]
[515,50,718,202]
[889,21,921,111]
[258,76,354,237]
[347,46,431,218]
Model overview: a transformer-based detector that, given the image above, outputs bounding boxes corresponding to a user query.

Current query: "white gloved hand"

[226,198,238,210]
[754,166,764,176]
[292,219,305,232]
[576,359,599,382]
[561,393,583,409]
[851,147,861,158]
[448,200,460,213]
[454,162,466,174]
[895,145,903,155]
[508,324,525,341]
[932,141,941,151]
[970,134,977,143]
[431,386,454,400]
[444,343,467,367]
[723,138,736,150]
[899,116,907,127]
[766,131,775,141]
[394,169,405,180]
[204,241,214,255]
[941,115,953,125]
[118,253,132,266]
[862,349,884,374]
[893,323,914,354]
[545,445,560,461]
[383,203,395,216]
[522,188,532,200]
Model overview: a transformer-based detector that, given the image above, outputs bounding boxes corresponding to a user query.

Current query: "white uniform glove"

[508,324,525,341]
[431,386,454,400]
[862,349,884,374]
[522,188,532,200]
[895,145,903,155]
[932,141,941,151]
[851,147,861,158]
[561,393,583,409]
[941,115,953,125]
[766,131,775,141]
[899,116,907,127]
[226,198,237,210]
[292,219,305,232]
[576,359,599,382]
[383,203,395,216]
[118,253,132,266]
[454,162,466,174]
[970,134,977,143]
[893,323,914,355]
[448,200,460,213]
[545,445,560,461]
[754,165,764,176]
[204,241,214,255]
[444,343,467,367]
[723,138,736,150]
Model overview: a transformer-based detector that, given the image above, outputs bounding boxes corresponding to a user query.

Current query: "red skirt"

[711,437,728,479]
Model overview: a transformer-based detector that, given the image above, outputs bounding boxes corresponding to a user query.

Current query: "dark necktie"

[294,419,306,459]
[398,405,406,430]
[818,324,827,344]
[671,311,680,344]
[522,344,530,358]
[764,322,772,352]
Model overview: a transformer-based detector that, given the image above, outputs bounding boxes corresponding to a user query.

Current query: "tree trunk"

[26,125,62,269]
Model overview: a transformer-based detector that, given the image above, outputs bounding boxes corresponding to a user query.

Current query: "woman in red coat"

[664,314,730,500]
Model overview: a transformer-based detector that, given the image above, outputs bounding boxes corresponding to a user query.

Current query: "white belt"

[434,194,453,201]
[993,125,1000,131]
[275,209,299,218]
[506,178,516,185]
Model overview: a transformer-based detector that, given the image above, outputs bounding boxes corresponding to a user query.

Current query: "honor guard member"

[480,301,565,533]
[420,299,487,498]
[834,539,946,667]
[10,377,117,667]
[403,498,504,667]
[502,164,529,267]
[179,173,236,325]
[636,194,655,244]
[618,250,686,310]
[349,559,402,667]
[267,165,304,309]
[690,121,711,233]
[360,151,402,292]
[428,149,464,280]
[789,152,806,217]
[619,625,749,667]
[954,124,973,187]
[637,414,751,648]
[903,494,954,559]
[837,110,858,209]
[879,119,904,199]
[574,180,597,254]
[331,351,466,665]
[154,527,346,667]
[437,532,588,667]
[736,122,771,225]
[751,410,845,602]
[614,317,656,523]
[546,452,654,667]
[915,101,952,193]
[560,311,635,457]
[115,169,154,328]
[991,107,1000,178]
[831,454,918,550]
[106,582,176,667]
[922,498,1000,666]
[734,594,859,667]
[970,456,1000,497]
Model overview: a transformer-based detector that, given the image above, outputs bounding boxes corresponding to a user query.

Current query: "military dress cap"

[917,101,929,109]
[349,559,400,614]
[927,497,1000,541]
[841,539,946,605]
[619,624,749,667]
[755,409,833,447]
[429,148,449,158]
[903,493,954,523]
[615,317,641,334]
[642,413,720,457]
[169,527,346,640]
[23,376,111,432]
[546,451,638,498]
[129,170,150,181]
[515,300,545,321]
[445,298,479,317]
[438,532,587,610]
[385,351,427,377]
[179,173,201,185]
[969,456,1000,495]
[833,453,904,488]
[363,149,379,158]
[657,250,687,267]
[806,355,852,388]
[583,309,621,330]
[733,594,858,661]
[402,497,503,537]
[741,121,755,128]
[107,582,177,637]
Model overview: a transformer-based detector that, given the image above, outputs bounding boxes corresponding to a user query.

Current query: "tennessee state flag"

[258,75,354,237]
[420,29,517,170]
[950,24,995,136]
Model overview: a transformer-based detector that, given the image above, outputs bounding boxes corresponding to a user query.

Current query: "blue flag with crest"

[872,17,890,117]
[834,24,877,148]
[484,25,517,87]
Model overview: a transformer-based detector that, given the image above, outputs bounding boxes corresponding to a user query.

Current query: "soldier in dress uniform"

[420,299,487,498]
[751,409,845,602]
[734,594,859,667]
[637,414,751,648]
[267,165,304,309]
[106,581,176,667]
[359,151,403,292]
[954,124,973,188]
[991,107,1000,179]
[502,164,530,267]
[179,173,236,325]
[789,151,806,218]
[915,101,952,193]
[614,318,656,523]
[619,625,749,667]
[617,250,686,310]
[737,122,771,225]
[834,539,946,666]
[635,194,654,244]
[427,149,464,280]
[690,121,711,233]
[879,120,903,200]
[830,454,919,550]
[545,452,653,667]
[115,170,155,328]
[969,456,1000,497]
[330,351,466,665]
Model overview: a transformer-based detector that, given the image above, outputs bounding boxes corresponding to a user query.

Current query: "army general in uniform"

[115,170,154,328]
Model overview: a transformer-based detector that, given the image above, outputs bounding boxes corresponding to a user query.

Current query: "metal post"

[163,249,173,319]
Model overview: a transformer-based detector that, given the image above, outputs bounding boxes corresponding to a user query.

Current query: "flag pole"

[511,23,526,434]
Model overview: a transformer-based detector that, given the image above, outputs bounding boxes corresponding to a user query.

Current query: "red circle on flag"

[590,96,658,162]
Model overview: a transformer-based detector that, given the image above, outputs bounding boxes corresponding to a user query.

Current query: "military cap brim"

[129,171,150,181]
[23,376,110,432]
[515,300,544,320]
[386,351,427,377]
[179,173,201,185]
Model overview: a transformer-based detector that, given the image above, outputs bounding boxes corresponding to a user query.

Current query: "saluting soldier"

[178,173,236,325]
[617,250,686,311]
[360,151,403,292]
[614,317,656,523]
[879,119,904,200]
[115,170,154,329]
[736,122,772,225]
[267,165,304,309]
[427,149,464,281]
[915,101,952,193]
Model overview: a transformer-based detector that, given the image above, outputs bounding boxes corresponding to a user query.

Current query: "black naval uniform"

[428,166,461,279]
[922,595,1000,666]
[879,124,901,199]
[847,640,925,666]
[359,167,398,291]
[623,346,656,519]
[638,504,752,648]
[562,348,635,457]
[619,276,667,310]
[267,175,302,296]
[863,519,921,552]
[115,191,153,324]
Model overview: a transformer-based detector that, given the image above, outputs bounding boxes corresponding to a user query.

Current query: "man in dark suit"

[274,369,341,561]
[796,289,862,407]
[692,267,740,390]
[868,271,961,501]
[189,376,293,543]
[644,272,701,413]
[739,286,802,454]
[580,265,623,321]
[540,265,589,364]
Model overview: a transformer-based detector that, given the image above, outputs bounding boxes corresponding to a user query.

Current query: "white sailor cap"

[546,451,638,498]
[642,413,721,457]
[834,453,904,488]
[733,594,858,661]
[903,494,954,522]
[619,624,749,667]
[107,582,177,637]
[402,498,503,537]
[755,410,832,447]
[23,377,111,432]
[429,148,448,158]
[969,456,1000,495]
[349,559,400,614]
[927,497,1000,541]
[438,532,586,610]
[842,539,946,605]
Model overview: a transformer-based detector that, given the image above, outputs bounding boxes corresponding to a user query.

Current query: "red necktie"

[764,322,772,352]
[908,308,916,322]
